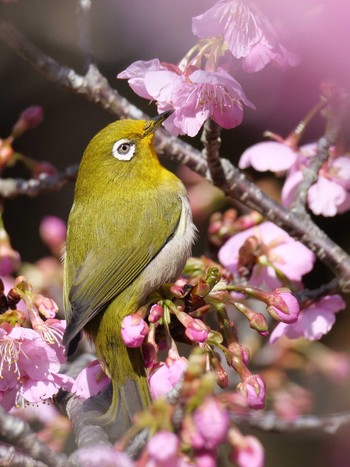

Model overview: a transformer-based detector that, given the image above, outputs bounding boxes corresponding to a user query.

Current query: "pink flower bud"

[185,318,209,343]
[228,343,250,365]
[121,313,149,348]
[229,433,264,467]
[266,289,299,323]
[147,431,179,464]
[148,303,163,323]
[237,374,266,410]
[194,449,217,467]
[249,313,269,336]
[33,294,58,318]
[148,357,188,399]
[39,216,66,250]
[169,278,188,297]
[21,106,44,128]
[11,106,44,138]
[192,398,230,449]
[33,161,57,178]
[0,244,20,276]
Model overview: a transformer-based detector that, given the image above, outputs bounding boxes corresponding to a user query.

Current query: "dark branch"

[233,409,350,435]
[201,119,226,187]
[1,18,350,291]
[0,406,67,467]
[77,0,94,72]
[0,443,47,467]
[0,165,78,197]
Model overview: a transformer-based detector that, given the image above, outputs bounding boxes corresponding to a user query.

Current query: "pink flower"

[121,313,149,348]
[75,446,134,467]
[32,294,58,319]
[148,357,188,400]
[39,216,66,251]
[192,0,298,72]
[33,318,66,363]
[118,61,254,137]
[239,141,298,172]
[147,431,179,466]
[72,360,110,399]
[265,289,300,324]
[230,434,264,467]
[194,449,217,467]
[270,294,345,343]
[149,304,163,324]
[279,148,350,217]
[192,398,230,449]
[0,243,20,276]
[218,221,315,289]
[0,324,72,409]
[185,318,209,343]
[237,374,266,409]
[163,68,254,137]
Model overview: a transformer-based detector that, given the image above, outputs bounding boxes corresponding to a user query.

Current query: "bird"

[62,111,196,437]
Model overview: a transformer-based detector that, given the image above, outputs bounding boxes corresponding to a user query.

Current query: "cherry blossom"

[0,324,72,409]
[192,398,230,449]
[239,141,299,172]
[118,60,254,137]
[72,360,110,399]
[270,294,346,343]
[265,288,300,324]
[148,357,188,400]
[237,373,266,409]
[121,313,149,348]
[229,431,264,467]
[240,139,350,217]
[218,221,315,289]
[192,0,299,72]
[146,431,179,466]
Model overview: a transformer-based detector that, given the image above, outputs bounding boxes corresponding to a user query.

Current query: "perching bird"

[62,111,196,436]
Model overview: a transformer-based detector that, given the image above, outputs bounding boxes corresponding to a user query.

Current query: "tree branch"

[233,409,350,435]
[0,406,67,467]
[0,165,78,197]
[0,443,48,467]
[1,18,350,291]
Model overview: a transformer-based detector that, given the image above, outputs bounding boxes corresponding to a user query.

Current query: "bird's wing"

[62,194,183,350]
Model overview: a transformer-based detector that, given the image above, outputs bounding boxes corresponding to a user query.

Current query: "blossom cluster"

[238,96,350,217]
[118,0,298,136]
[0,276,72,411]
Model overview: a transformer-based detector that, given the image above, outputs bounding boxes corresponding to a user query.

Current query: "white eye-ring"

[112,139,136,161]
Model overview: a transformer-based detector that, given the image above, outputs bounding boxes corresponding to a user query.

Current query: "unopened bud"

[33,294,58,318]
[266,288,299,323]
[11,106,44,138]
[249,312,269,336]
[148,303,163,323]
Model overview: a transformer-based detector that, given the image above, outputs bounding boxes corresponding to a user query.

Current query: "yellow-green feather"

[63,118,195,433]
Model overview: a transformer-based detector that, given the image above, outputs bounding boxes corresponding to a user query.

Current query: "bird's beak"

[143,110,173,136]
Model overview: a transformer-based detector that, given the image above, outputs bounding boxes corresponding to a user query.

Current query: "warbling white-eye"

[62,111,196,436]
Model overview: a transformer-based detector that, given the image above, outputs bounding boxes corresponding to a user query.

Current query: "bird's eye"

[112,139,136,161]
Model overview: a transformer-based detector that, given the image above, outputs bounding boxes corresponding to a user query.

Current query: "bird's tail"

[88,304,151,440]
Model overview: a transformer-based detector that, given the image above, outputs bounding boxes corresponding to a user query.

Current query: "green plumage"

[63,116,195,435]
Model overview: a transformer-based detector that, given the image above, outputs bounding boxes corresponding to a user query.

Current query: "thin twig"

[296,278,340,304]
[0,165,78,197]
[233,409,350,435]
[0,406,67,467]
